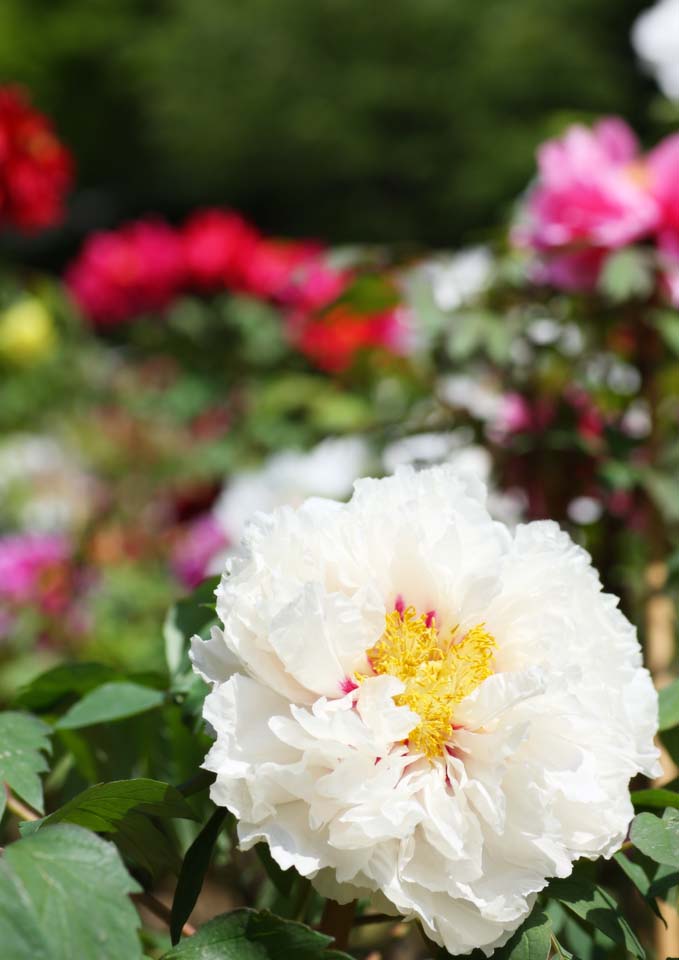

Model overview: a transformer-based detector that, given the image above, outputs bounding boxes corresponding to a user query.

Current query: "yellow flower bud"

[0,297,56,366]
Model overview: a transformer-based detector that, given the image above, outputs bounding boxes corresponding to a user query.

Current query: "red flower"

[66,219,186,327]
[290,303,406,372]
[182,208,260,291]
[0,86,73,232]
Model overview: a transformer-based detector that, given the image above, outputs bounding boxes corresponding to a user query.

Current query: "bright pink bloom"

[647,131,679,240]
[171,513,227,589]
[0,534,69,606]
[658,231,679,307]
[182,208,260,291]
[0,86,73,232]
[242,237,323,302]
[287,259,349,311]
[66,219,186,326]
[525,118,655,250]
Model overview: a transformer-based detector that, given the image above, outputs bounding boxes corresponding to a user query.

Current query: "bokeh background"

[0,0,673,261]
[0,3,678,955]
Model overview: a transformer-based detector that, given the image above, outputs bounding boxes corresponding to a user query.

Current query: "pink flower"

[171,513,227,589]
[527,119,655,249]
[658,231,679,307]
[182,208,259,291]
[66,219,186,326]
[242,237,323,302]
[0,533,69,606]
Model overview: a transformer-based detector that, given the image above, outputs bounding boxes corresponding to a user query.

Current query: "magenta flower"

[526,118,656,250]
[0,533,69,606]
[171,513,227,589]
[66,219,186,327]
[182,208,259,292]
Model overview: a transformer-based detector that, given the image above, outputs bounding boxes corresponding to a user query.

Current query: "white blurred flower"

[424,247,494,312]
[0,434,97,534]
[213,436,372,549]
[382,431,525,526]
[193,466,658,957]
[632,0,679,100]
[567,496,603,526]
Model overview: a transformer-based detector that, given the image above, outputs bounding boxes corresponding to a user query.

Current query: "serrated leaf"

[29,778,198,833]
[631,810,679,868]
[0,859,51,959]
[0,711,51,817]
[171,808,229,943]
[0,823,142,960]
[659,678,679,732]
[161,908,353,959]
[56,682,165,730]
[632,787,679,811]
[14,663,120,711]
[548,877,645,957]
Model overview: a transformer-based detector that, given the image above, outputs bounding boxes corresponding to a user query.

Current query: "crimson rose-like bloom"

[66,219,186,327]
[0,86,73,232]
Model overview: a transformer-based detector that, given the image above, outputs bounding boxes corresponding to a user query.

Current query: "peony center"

[365,603,496,760]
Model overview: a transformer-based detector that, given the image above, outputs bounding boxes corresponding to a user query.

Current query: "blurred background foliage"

[0,0,664,258]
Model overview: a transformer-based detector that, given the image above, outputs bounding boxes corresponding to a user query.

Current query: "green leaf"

[27,778,198,833]
[490,910,551,960]
[632,788,679,811]
[613,852,665,923]
[548,877,645,957]
[171,808,229,944]
[0,858,51,959]
[659,678,679,732]
[0,711,51,817]
[652,309,679,357]
[0,823,142,960]
[14,663,120,711]
[631,810,679,868]
[114,811,182,879]
[56,682,165,730]
[160,909,353,959]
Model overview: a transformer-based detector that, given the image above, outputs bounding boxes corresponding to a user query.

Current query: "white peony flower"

[192,466,659,956]
[632,0,679,101]
[382,431,525,527]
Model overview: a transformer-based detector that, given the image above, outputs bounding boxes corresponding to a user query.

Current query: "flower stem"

[4,786,40,821]
[320,898,356,951]
[133,892,196,938]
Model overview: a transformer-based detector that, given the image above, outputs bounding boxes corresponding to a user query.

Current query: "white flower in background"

[213,436,372,548]
[382,430,525,526]
[0,434,97,535]
[193,466,658,957]
[423,247,494,312]
[632,0,679,100]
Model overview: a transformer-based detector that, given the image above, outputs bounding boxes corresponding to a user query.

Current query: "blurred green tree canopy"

[0,0,658,247]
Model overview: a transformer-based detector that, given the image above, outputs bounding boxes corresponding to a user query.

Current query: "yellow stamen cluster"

[366,606,496,760]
